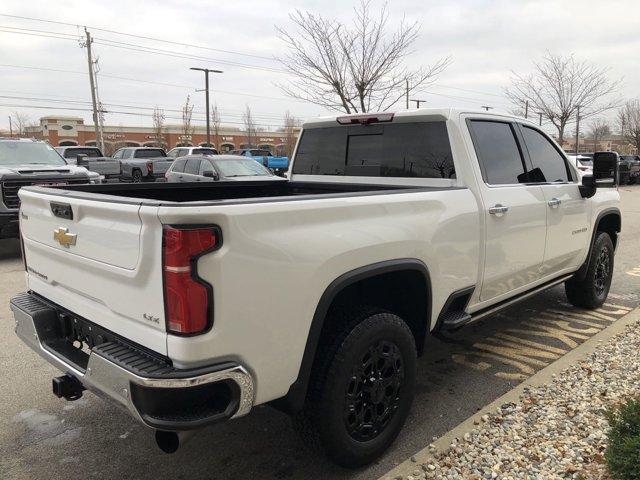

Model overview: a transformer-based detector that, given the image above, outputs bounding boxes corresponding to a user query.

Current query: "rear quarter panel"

[158,189,480,404]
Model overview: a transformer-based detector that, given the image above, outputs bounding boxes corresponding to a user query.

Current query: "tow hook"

[52,374,85,401]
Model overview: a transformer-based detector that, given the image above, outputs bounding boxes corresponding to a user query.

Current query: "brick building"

[24,116,300,156]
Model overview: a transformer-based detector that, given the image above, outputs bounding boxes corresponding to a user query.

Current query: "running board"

[440,274,573,331]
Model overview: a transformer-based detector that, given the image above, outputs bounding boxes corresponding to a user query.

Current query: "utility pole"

[575,105,581,154]
[524,100,529,119]
[410,99,427,109]
[538,112,543,126]
[405,79,409,109]
[8,116,12,137]
[191,67,223,147]
[83,28,103,152]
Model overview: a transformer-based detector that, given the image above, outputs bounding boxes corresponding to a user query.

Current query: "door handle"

[489,204,509,216]
[548,197,561,207]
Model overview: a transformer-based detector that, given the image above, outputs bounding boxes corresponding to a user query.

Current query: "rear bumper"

[11,292,255,431]
[0,212,19,238]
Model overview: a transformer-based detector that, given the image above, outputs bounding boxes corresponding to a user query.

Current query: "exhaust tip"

[155,430,180,454]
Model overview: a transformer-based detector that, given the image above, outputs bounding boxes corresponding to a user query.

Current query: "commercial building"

[24,116,300,156]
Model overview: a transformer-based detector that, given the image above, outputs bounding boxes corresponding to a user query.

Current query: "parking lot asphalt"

[1,186,639,480]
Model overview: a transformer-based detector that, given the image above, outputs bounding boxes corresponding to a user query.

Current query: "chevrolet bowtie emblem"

[53,227,77,248]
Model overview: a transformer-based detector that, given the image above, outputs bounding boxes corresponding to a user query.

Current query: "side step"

[439,310,472,330]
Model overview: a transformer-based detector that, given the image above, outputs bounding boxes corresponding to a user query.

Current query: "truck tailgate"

[18,187,167,355]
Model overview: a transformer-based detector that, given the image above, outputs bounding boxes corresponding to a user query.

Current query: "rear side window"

[293,122,455,179]
[184,158,201,175]
[468,121,526,185]
[521,126,570,182]
[172,158,187,173]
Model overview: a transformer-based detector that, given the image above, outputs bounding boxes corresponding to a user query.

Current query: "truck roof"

[302,107,530,128]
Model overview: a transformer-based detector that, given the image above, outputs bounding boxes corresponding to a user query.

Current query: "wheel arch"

[272,259,431,414]
[574,207,621,282]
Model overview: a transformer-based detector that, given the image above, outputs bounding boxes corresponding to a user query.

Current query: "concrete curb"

[380,305,640,480]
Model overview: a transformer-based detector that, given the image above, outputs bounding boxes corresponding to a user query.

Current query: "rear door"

[467,119,547,302]
[183,157,201,181]
[518,124,591,274]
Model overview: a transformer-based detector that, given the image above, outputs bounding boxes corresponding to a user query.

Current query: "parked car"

[616,153,632,185]
[167,146,218,158]
[55,146,120,180]
[0,138,100,238]
[114,147,173,182]
[567,154,593,174]
[165,155,286,183]
[12,109,620,467]
[230,148,288,175]
[620,155,640,184]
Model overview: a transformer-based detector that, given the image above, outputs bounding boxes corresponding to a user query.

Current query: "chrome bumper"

[11,292,255,429]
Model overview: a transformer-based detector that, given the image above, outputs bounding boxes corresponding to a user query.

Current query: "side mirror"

[579,174,596,198]
[202,170,218,180]
[593,151,618,187]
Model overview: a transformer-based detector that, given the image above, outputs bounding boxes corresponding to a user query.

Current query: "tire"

[565,232,614,309]
[131,169,143,183]
[295,307,417,468]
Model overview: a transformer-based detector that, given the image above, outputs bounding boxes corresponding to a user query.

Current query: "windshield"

[0,141,67,166]
[213,158,273,177]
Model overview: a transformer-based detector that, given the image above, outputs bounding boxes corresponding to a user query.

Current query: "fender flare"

[273,258,431,413]
[574,207,621,282]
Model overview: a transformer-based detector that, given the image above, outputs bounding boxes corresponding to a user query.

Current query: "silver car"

[165,155,285,182]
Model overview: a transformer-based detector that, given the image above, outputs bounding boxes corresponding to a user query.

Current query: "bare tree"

[283,111,300,158]
[587,118,611,152]
[181,95,194,146]
[505,53,621,143]
[617,100,640,153]
[243,105,257,148]
[152,106,166,148]
[12,111,31,136]
[276,0,450,113]
[210,103,221,149]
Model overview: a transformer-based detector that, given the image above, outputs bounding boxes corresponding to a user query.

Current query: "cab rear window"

[293,122,454,179]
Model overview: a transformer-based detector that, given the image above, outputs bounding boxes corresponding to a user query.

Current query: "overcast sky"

[1,0,638,134]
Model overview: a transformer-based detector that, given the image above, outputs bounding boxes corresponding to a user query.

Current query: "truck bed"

[26,180,438,205]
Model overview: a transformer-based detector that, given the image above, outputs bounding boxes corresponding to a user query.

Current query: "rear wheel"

[565,232,614,309]
[295,307,417,468]
[131,169,143,183]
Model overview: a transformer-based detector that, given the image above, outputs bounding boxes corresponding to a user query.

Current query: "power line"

[0,64,303,102]
[0,13,277,61]
[0,102,289,129]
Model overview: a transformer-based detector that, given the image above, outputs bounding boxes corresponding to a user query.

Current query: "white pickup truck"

[11,109,621,467]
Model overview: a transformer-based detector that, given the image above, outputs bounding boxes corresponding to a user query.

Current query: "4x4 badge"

[53,227,77,248]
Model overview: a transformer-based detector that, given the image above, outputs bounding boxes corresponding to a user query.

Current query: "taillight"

[162,226,220,335]
[147,161,154,174]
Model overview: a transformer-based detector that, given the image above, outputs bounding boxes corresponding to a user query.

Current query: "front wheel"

[565,232,614,309]
[296,308,417,467]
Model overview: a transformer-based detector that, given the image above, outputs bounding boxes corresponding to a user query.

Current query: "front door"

[467,119,547,302]
[518,125,591,276]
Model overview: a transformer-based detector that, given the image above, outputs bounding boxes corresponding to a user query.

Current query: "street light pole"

[190,67,223,147]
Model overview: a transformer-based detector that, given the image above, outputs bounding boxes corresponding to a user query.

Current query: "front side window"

[468,121,526,185]
[293,122,455,179]
[184,158,201,175]
[521,126,570,182]
[171,158,187,173]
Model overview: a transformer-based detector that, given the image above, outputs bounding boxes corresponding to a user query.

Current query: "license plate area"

[32,305,121,372]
